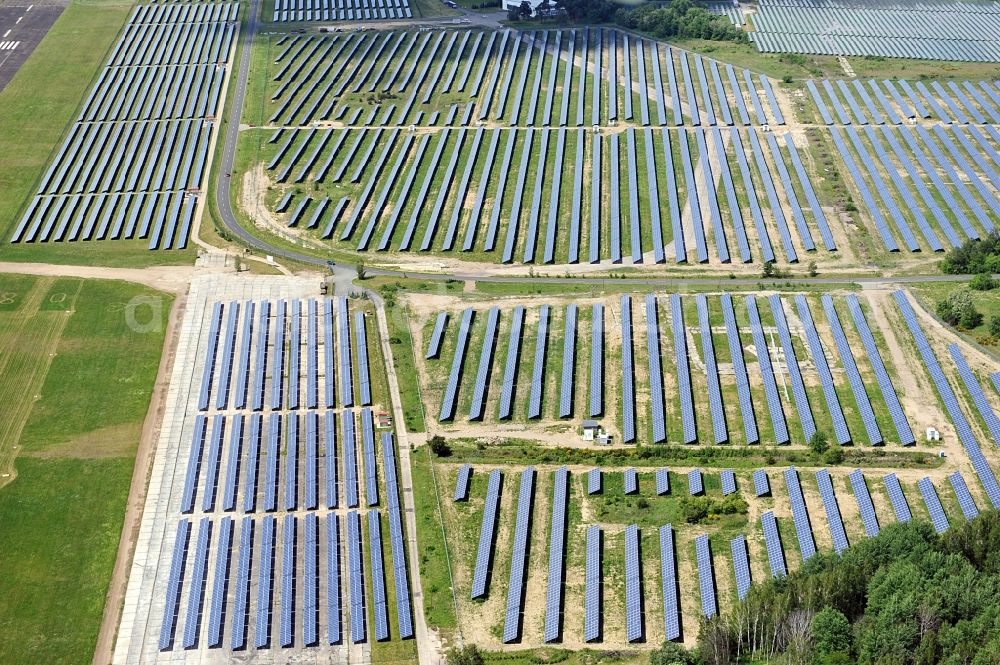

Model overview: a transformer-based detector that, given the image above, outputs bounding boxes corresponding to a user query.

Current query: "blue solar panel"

[221,415,244,512]
[721,469,737,496]
[918,477,950,534]
[263,414,281,512]
[284,414,298,511]
[439,308,474,421]
[324,300,335,408]
[279,515,296,647]
[646,295,667,443]
[816,469,849,554]
[745,296,789,444]
[584,525,601,642]
[454,464,472,502]
[846,295,915,445]
[306,300,318,409]
[469,307,500,421]
[369,512,389,641]
[822,296,881,446]
[305,412,318,510]
[544,467,568,643]
[672,295,696,443]
[270,300,287,411]
[342,410,358,508]
[883,473,912,524]
[230,516,253,649]
[498,306,525,420]
[589,304,604,417]
[324,412,338,509]
[559,305,577,418]
[503,467,535,643]
[588,468,601,495]
[720,294,759,445]
[215,301,240,409]
[182,517,213,649]
[202,415,226,513]
[731,535,752,601]
[949,344,1000,448]
[159,519,191,651]
[658,524,680,640]
[303,513,318,646]
[849,469,880,538]
[326,513,341,644]
[181,416,208,514]
[688,468,703,495]
[761,511,787,578]
[656,468,669,496]
[949,471,979,521]
[355,311,372,406]
[361,409,379,506]
[784,467,816,561]
[623,468,638,495]
[206,516,233,648]
[338,299,354,408]
[695,534,717,618]
[346,511,367,643]
[287,300,301,411]
[254,515,276,648]
[234,301,255,410]
[753,469,770,497]
[426,312,449,359]
[769,296,818,442]
[621,296,636,443]
[697,295,727,444]
[381,432,414,639]
[528,305,550,419]
[472,470,502,599]
[197,302,224,412]
[624,524,643,642]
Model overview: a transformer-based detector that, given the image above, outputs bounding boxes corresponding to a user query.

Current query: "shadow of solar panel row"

[849,469,880,538]
[504,467,536,643]
[472,469,502,599]
[624,524,643,642]
[381,433,414,639]
[815,469,849,554]
[544,468,568,643]
[784,467,817,561]
[731,535,752,601]
[695,534,717,618]
[894,291,1000,509]
[750,0,1000,62]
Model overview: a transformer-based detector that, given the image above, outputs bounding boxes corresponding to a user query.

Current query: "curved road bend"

[213,4,975,290]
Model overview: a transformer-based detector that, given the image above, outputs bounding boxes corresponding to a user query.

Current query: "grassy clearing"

[909,281,1000,347]
[0,275,169,665]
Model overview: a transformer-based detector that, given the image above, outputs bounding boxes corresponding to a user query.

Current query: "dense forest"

[940,230,1000,275]
[652,512,1000,665]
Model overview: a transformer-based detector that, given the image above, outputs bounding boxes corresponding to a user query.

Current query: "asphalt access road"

[0,1,66,92]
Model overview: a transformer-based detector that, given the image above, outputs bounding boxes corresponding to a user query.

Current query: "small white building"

[582,419,601,441]
[926,427,940,442]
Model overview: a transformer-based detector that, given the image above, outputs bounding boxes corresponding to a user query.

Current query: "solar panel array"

[815,469,849,554]
[426,312,449,359]
[503,468,536,643]
[761,511,787,578]
[621,296,636,443]
[624,524,643,642]
[470,307,500,421]
[849,469,880,538]
[272,0,412,21]
[721,469,737,496]
[439,308,474,421]
[688,468,704,495]
[11,2,238,250]
[884,473,913,524]
[454,464,472,502]
[472,469,502,599]
[498,307,525,420]
[544,467,568,643]
[949,344,1000,448]
[753,469,770,497]
[559,305,578,418]
[588,468,602,495]
[894,291,1000,510]
[584,525,601,642]
[784,467,817,561]
[918,477,951,534]
[948,471,980,521]
[697,295,728,444]
[624,468,638,495]
[656,468,670,495]
[590,304,604,417]
[822,296,882,446]
[731,535,752,601]
[695,535,717,618]
[672,295,697,443]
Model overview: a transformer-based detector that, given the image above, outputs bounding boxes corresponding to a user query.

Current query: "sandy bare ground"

[0,262,196,295]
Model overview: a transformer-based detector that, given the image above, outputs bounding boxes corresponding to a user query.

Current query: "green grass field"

[0,274,170,665]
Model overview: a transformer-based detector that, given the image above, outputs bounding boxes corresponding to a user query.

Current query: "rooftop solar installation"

[472,469,502,599]
[761,511,787,578]
[658,524,681,640]
[731,535,752,600]
[624,524,643,642]
[849,469,880,538]
[883,473,912,524]
[544,467,568,643]
[584,525,601,642]
[695,534,717,617]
